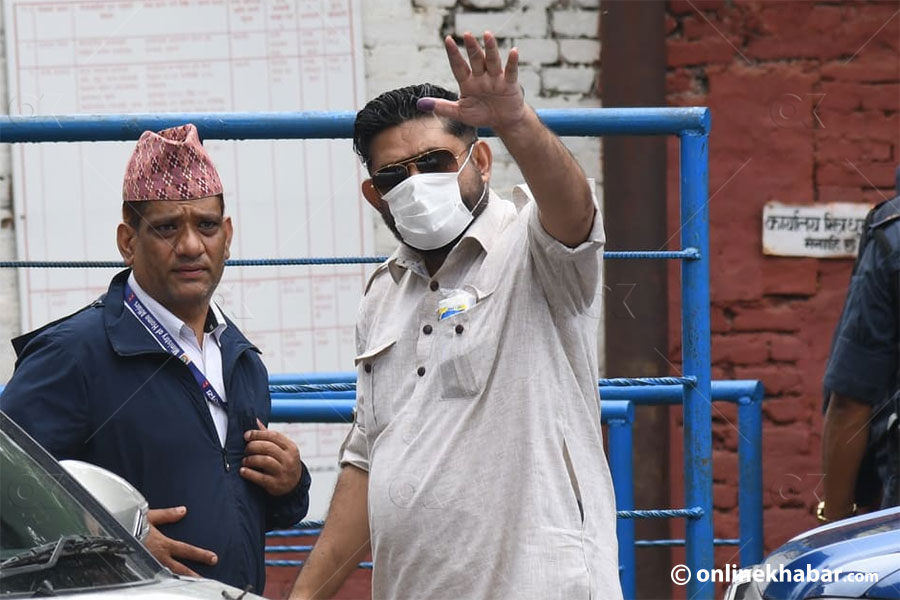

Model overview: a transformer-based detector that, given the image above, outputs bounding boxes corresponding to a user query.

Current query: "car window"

[0,423,160,595]
[0,435,105,558]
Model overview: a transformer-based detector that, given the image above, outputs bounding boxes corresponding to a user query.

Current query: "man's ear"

[361,179,384,211]
[116,223,136,266]
[223,215,233,260]
[473,139,492,184]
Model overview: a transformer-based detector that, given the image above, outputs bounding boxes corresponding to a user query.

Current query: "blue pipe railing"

[0,106,736,600]
[265,375,765,599]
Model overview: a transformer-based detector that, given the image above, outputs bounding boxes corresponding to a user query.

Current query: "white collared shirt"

[127,272,229,446]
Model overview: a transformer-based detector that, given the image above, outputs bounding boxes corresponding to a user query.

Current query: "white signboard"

[4,0,370,520]
[762,201,872,258]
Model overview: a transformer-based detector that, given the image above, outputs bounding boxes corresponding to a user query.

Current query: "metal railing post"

[608,401,636,599]
[738,394,764,566]
[679,121,713,600]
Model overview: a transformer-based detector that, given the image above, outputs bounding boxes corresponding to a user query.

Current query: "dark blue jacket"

[0,269,310,592]
[824,196,900,508]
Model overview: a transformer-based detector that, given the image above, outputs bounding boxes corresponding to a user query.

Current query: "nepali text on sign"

[762,202,872,258]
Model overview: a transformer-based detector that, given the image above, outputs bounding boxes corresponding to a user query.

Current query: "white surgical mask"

[382,147,487,251]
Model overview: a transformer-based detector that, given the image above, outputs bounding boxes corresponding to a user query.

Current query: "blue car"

[725,507,900,599]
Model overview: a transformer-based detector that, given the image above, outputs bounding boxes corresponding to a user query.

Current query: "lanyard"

[123,283,227,411]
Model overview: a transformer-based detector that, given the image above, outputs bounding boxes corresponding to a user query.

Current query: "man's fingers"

[443,35,471,83]
[463,32,485,76]
[162,556,201,577]
[244,427,291,450]
[240,464,273,488]
[245,439,285,458]
[255,418,267,431]
[505,47,519,85]
[242,453,282,474]
[418,97,461,121]
[483,31,503,76]
[168,538,218,566]
[147,506,187,526]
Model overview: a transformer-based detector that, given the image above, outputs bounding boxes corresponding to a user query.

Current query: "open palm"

[420,31,527,134]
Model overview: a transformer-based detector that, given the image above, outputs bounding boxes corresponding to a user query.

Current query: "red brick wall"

[664,0,900,582]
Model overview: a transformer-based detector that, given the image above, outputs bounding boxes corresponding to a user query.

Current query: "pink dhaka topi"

[122,123,223,202]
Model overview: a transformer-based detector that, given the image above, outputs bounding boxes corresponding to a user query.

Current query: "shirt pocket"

[435,290,498,401]
[354,338,397,433]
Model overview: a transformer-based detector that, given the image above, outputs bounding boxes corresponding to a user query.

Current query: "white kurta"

[340,191,622,600]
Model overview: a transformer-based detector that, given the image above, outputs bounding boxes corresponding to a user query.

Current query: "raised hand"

[418,31,527,134]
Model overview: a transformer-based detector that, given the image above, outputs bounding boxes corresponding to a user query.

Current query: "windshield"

[0,419,160,595]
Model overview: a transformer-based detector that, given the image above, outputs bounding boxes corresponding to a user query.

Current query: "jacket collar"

[104,269,259,377]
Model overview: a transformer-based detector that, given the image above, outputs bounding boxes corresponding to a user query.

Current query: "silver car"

[0,411,263,599]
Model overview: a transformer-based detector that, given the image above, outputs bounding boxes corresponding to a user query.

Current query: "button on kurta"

[423,324,433,335]
[429,280,439,291]
[417,366,426,376]
[364,363,372,373]
[455,324,465,334]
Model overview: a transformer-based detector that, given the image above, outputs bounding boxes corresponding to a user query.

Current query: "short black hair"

[353,84,477,170]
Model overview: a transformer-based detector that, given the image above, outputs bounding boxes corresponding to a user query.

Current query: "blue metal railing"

[264,375,765,599]
[0,106,741,599]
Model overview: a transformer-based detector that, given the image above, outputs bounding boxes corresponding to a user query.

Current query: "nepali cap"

[122,123,223,202]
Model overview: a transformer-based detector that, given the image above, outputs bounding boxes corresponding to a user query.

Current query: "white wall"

[0,0,604,379]
[0,7,21,382]
[361,0,603,256]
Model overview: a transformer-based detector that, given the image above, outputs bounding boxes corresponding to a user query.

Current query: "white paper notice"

[4,0,371,520]
[762,201,872,259]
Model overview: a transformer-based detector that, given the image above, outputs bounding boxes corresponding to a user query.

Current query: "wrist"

[493,105,538,141]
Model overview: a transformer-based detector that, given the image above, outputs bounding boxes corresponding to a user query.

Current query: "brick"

[668,37,736,66]
[819,82,863,113]
[461,0,508,8]
[818,160,898,189]
[735,365,802,395]
[559,39,600,64]
[816,110,900,144]
[413,0,456,7]
[762,397,808,425]
[666,68,697,94]
[860,83,900,112]
[550,9,599,38]
[665,13,678,35]
[542,65,596,94]
[766,334,808,362]
[517,67,542,99]
[713,448,739,483]
[714,482,738,510]
[732,304,801,333]
[762,258,818,296]
[453,8,548,38]
[710,304,731,333]
[817,139,893,164]
[514,37,558,65]
[713,333,769,365]
[821,50,900,83]
[817,186,867,203]
[668,0,726,15]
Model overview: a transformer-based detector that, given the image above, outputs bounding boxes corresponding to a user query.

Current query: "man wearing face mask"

[291,32,621,600]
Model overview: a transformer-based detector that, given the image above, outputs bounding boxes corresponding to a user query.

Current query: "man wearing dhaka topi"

[290,33,622,600]
[1,124,311,592]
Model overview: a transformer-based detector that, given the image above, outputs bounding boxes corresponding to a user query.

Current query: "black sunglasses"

[371,143,474,195]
